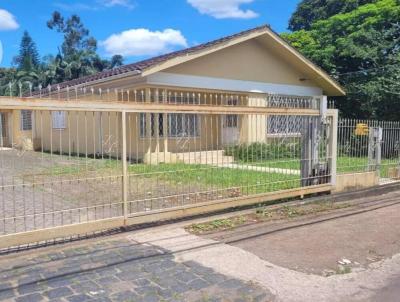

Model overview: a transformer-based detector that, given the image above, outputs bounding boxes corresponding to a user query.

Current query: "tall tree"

[47,11,97,59]
[110,55,124,68]
[283,0,400,120]
[288,0,377,31]
[45,11,124,84]
[13,31,40,71]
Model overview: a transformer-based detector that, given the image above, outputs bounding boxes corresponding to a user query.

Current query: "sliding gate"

[0,93,337,249]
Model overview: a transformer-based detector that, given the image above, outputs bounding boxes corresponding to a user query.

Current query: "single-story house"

[0,25,345,164]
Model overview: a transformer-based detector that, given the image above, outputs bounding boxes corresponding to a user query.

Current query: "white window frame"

[52,111,66,130]
[20,110,32,131]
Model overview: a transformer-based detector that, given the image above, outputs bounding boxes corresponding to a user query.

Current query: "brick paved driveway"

[0,235,272,302]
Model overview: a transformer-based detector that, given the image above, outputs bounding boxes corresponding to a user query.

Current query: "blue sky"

[0,0,301,67]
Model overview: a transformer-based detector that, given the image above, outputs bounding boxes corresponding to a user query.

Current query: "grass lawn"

[245,156,398,175]
[41,155,301,195]
[128,163,300,194]
[38,153,400,199]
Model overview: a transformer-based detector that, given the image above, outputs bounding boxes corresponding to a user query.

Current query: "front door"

[222,114,239,145]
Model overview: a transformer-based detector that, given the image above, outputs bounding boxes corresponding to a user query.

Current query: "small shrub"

[225,142,300,162]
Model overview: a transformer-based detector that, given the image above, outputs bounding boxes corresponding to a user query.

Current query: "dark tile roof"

[32,25,270,95]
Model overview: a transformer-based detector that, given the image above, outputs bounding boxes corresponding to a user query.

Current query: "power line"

[332,63,400,77]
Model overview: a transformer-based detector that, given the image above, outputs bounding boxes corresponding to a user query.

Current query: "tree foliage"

[289,0,377,31]
[47,11,97,59]
[0,11,124,96]
[283,0,400,120]
[13,31,40,71]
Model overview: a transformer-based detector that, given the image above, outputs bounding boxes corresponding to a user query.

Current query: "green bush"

[225,142,300,162]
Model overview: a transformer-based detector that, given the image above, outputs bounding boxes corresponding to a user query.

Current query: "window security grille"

[20,110,32,131]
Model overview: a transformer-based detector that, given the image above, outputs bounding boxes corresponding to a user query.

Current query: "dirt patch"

[185,200,351,235]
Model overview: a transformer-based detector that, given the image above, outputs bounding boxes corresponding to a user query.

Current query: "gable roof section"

[34,25,345,96]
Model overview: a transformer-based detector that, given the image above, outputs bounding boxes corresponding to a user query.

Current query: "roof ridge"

[31,24,270,95]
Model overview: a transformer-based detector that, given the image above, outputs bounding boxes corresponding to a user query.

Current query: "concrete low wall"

[335,171,379,193]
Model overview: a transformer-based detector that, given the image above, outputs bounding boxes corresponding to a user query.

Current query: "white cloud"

[187,0,258,19]
[54,0,135,11]
[101,28,188,57]
[100,0,135,9]
[53,2,98,11]
[0,9,19,31]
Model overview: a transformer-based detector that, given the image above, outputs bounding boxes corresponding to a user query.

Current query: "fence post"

[121,110,128,225]
[301,96,329,187]
[329,109,338,187]
[368,127,383,174]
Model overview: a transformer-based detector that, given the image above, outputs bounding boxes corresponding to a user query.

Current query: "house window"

[267,115,303,135]
[224,115,238,128]
[20,110,32,131]
[168,114,199,137]
[52,111,66,129]
[139,113,164,138]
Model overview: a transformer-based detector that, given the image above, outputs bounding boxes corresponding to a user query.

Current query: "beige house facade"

[1,25,345,163]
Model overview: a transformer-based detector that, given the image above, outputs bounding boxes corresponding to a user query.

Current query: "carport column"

[121,110,128,224]
[145,113,152,163]
[163,113,168,158]
[154,112,160,155]
[0,113,3,147]
[145,87,152,163]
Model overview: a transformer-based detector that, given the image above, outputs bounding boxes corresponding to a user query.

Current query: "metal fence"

[0,90,335,249]
[337,119,400,184]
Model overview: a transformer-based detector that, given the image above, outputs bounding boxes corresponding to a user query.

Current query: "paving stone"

[44,286,74,299]
[134,285,160,296]
[18,275,42,285]
[47,277,75,288]
[71,280,101,293]
[116,270,148,281]
[142,293,160,302]
[170,282,191,294]
[95,276,120,286]
[187,279,209,290]
[202,273,227,284]
[15,292,44,302]
[220,279,244,289]
[152,276,179,289]
[0,238,272,302]
[94,267,119,278]
[0,289,15,300]
[0,283,12,292]
[17,283,47,295]
[66,294,92,302]
[110,290,140,301]
[133,278,151,287]
[157,288,174,299]
[175,272,198,283]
